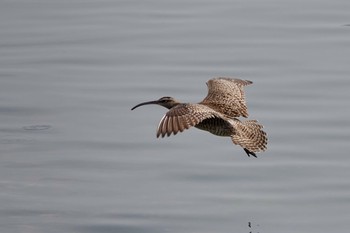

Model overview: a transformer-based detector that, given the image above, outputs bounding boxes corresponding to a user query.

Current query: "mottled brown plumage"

[200,78,252,118]
[131,77,267,157]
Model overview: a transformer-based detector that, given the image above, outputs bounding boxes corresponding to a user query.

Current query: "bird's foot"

[244,148,257,158]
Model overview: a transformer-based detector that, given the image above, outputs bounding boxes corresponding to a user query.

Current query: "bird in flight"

[131,77,267,157]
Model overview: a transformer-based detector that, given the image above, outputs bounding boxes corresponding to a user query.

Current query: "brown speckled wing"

[200,77,253,118]
[156,103,222,138]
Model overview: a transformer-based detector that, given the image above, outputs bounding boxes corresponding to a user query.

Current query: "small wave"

[22,125,51,131]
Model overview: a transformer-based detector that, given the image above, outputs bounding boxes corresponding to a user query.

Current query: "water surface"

[1,0,350,232]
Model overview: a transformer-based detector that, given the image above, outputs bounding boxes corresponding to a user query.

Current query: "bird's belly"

[195,117,234,137]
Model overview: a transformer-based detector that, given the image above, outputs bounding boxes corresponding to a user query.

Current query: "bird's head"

[131,96,180,110]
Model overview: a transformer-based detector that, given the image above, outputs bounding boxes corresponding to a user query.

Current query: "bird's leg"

[244,148,257,158]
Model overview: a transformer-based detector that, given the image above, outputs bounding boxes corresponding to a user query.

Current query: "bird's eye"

[160,97,170,102]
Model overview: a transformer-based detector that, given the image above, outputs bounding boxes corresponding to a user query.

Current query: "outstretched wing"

[157,103,222,138]
[200,77,253,118]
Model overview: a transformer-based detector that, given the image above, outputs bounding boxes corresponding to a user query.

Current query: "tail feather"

[231,120,267,155]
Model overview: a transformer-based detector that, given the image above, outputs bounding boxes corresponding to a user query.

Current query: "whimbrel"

[131,77,267,157]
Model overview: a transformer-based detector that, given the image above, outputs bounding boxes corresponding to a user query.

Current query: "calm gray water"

[1,0,350,232]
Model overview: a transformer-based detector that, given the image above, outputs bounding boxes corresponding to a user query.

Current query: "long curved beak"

[131,100,159,110]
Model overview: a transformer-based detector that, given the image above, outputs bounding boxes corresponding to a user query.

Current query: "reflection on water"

[1,0,350,232]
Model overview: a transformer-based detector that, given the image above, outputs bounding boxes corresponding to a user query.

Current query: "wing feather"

[156,115,166,138]
[167,116,173,136]
[200,77,252,118]
[156,103,223,138]
[161,115,168,137]
[177,116,185,132]
[172,116,179,135]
